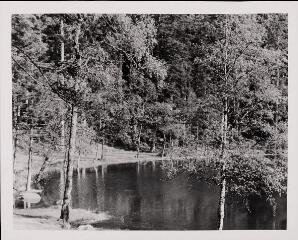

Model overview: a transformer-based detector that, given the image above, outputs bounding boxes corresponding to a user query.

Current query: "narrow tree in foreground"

[60,19,81,227]
[217,15,229,231]
[60,104,78,227]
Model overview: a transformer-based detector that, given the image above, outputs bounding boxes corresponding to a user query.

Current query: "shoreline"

[13,206,114,230]
[13,145,163,230]
[14,144,164,191]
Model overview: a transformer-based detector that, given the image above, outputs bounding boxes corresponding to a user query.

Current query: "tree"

[12,13,287,230]
[160,14,287,230]
[12,13,167,227]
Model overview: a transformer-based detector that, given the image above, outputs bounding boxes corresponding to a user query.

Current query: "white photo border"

[1,1,297,240]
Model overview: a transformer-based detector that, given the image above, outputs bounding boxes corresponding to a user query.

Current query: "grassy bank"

[14,144,162,191]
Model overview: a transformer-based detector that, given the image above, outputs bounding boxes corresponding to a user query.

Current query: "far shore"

[14,144,165,191]
[13,144,161,230]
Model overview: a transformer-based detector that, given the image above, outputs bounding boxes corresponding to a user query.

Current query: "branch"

[226,43,252,80]
[12,55,69,105]
[12,45,51,83]
[101,41,138,68]
[12,56,39,83]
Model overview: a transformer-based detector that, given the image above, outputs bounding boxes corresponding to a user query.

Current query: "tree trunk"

[13,132,18,192]
[59,169,64,202]
[60,22,80,225]
[274,66,280,160]
[60,19,67,182]
[151,139,156,152]
[151,127,157,152]
[101,137,104,161]
[26,128,34,191]
[60,105,78,228]
[136,125,142,158]
[35,154,50,184]
[217,15,229,231]
[77,150,81,178]
[13,133,17,174]
[218,98,228,231]
[60,19,65,62]
[218,178,226,230]
[13,105,20,174]
[95,143,99,161]
[272,203,277,229]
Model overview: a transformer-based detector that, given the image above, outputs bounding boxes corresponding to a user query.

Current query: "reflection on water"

[34,162,287,230]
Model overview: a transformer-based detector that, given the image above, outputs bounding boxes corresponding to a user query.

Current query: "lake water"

[30,161,287,230]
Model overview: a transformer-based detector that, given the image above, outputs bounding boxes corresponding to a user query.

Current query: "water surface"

[32,162,287,230]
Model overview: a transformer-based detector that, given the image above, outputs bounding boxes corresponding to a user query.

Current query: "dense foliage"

[12,13,287,226]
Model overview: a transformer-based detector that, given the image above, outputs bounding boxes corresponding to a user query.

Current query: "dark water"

[30,162,286,230]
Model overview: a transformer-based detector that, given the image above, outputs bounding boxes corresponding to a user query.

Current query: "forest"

[12,13,288,230]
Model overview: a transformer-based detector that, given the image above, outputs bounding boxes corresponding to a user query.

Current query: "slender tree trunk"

[151,127,157,152]
[60,104,78,227]
[60,20,81,228]
[218,99,228,230]
[60,19,65,63]
[13,105,20,174]
[13,133,18,174]
[95,143,99,161]
[58,169,64,203]
[218,177,227,230]
[77,149,81,178]
[13,130,18,194]
[151,139,156,152]
[35,154,50,184]
[274,66,280,159]
[272,203,277,229]
[218,15,229,231]
[60,18,65,149]
[60,19,67,182]
[101,137,104,161]
[26,128,34,191]
[136,125,142,158]
[236,100,240,134]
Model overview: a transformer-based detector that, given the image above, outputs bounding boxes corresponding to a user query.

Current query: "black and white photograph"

[1,1,297,239]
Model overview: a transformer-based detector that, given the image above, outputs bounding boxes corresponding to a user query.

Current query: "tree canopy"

[12,13,287,229]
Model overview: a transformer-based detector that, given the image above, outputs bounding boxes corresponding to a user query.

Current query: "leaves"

[12,13,287,207]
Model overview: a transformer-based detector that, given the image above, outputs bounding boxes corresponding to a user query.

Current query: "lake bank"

[13,206,113,230]
[13,145,165,230]
[13,144,164,191]
[27,161,287,230]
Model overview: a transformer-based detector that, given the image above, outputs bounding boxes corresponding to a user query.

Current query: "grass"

[14,144,162,191]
